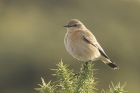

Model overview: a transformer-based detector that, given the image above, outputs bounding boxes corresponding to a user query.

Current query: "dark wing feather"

[81,31,109,59]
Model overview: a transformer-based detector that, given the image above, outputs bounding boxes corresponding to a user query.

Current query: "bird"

[64,19,119,70]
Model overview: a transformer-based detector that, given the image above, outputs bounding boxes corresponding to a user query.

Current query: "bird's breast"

[64,31,100,61]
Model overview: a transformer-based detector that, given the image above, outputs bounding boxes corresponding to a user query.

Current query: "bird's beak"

[63,25,69,27]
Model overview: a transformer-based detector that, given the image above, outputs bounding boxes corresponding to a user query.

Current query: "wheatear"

[64,19,119,70]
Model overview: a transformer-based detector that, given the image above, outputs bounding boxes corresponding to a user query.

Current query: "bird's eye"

[73,24,78,27]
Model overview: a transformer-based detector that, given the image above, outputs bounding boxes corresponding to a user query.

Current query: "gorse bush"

[35,60,127,93]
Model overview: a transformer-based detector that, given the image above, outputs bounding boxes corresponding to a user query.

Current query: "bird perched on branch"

[64,19,119,70]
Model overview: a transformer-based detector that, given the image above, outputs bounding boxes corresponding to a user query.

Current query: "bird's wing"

[80,30,109,59]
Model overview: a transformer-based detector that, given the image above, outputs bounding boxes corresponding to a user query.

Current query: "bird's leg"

[73,60,92,77]
[84,60,91,69]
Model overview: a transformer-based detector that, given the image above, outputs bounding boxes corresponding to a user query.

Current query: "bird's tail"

[102,58,119,70]
[106,62,119,70]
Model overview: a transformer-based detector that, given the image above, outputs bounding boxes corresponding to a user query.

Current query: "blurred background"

[0,0,140,93]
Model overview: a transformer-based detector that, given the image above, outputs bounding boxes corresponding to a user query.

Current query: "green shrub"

[35,60,127,93]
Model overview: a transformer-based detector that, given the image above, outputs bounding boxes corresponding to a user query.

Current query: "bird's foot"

[83,60,91,70]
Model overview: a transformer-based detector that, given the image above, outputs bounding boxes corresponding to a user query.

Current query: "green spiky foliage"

[35,60,127,93]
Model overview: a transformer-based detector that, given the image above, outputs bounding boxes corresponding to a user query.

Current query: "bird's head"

[64,19,86,31]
